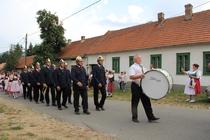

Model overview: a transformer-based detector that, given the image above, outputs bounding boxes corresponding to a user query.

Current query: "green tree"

[0,51,9,63]
[35,9,66,64]
[26,42,34,56]
[5,44,23,71]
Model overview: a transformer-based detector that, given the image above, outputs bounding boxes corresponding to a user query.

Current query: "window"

[203,51,210,75]
[112,57,120,73]
[176,53,190,74]
[129,56,134,66]
[151,54,162,68]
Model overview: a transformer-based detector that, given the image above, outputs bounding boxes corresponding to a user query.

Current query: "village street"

[1,93,210,140]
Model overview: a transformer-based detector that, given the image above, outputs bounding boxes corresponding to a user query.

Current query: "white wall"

[86,44,210,86]
[65,58,88,71]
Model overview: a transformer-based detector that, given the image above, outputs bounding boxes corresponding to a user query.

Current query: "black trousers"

[22,84,27,99]
[131,82,154,120]
[93,85,106,108]
[56,87,67,108]
[73,87,88,112]
[40,85,44,102]
[33,85,42,103]
[27,85,32,101]
[45,85,56,105]
[67,86,72,103]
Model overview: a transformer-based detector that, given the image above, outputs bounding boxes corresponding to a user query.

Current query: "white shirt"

[129,63,147,86]
[186,70,202,79]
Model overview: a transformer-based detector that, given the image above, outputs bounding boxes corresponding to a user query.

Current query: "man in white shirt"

[129,54,159,123]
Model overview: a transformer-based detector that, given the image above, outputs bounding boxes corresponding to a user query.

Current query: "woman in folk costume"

[107,70,114,97]
[11,72,21,99]
[18,73,23,96]
[7,72,14,96]
[0,72,4,91]
[4,72,9,93]
[182,64,202,103]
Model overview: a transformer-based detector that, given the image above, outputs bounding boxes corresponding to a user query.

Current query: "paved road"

[1,93,210,140]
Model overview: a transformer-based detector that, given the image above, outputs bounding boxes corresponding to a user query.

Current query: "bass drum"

[141,69,173,100]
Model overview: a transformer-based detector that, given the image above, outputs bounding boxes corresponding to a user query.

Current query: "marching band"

[0,55,162,123]
[0,56,107,114]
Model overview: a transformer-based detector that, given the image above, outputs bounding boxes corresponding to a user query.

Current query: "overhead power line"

[13,0,210,51]
[174,0,210,16]
[194,0,210,9]
[61,0,102,22]
[14,0,102,46]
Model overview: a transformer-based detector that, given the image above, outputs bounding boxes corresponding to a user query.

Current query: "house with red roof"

[16,55,35,70]
[60,4,210,87]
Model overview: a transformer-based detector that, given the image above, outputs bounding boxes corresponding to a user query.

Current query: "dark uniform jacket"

[71,65,88,89]
[27,71,34,86]
[54,67,69,88]
[42,66,55,86]
[65,69,72,87]
[92,64,106,87]
[20,71,29,84]
[32,69,43,87]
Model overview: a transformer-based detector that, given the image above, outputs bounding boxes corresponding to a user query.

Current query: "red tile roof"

[16,55,35,69]
[0,63,6,71]
[60,10,210,59]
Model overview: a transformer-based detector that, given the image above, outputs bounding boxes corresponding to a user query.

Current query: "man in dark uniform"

[64,62,72,104]
[42,58,56,106]
[92,56,107,111]
[54,59,69,110]
[32,62,44,104]
[20,66,29,100]
[71,56,90,115]
[129,55,159,123]
[27,65,34,102]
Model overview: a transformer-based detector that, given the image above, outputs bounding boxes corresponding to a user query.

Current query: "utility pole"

[25,33,27,66]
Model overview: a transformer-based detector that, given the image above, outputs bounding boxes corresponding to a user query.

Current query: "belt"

[131,82,140,87]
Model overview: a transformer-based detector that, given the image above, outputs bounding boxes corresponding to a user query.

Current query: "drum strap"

[139,65,144,74]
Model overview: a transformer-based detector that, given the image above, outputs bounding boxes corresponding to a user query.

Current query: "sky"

[0,0,210,53]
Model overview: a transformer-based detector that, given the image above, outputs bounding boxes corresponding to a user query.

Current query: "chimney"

[158,12,165,23]
[185,4,193,20]
[81,36,85,43]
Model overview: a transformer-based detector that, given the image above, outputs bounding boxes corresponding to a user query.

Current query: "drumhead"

[141,69,173,100]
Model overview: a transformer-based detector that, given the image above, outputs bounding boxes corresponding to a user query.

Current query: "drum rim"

[141,69,171,100]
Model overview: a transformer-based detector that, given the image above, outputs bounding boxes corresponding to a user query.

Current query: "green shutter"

[203,52,210,75]
[150,54,162,69]
[176,53,190,74]
[112,57,120,73]
[129,56,134,66]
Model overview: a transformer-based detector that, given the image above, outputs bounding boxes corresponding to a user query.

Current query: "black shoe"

[96,107,101,111]
[100,107,105,111]
[62,105,68,108]
[58,107,62,110]
[83,111,91,115]
[36,102,39,104]
[132,119,140,123]
[46,104,50,107]
[41,100,44,104]
[75,111,80,115]
[148,117,160,123]
[52,103,57,106]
